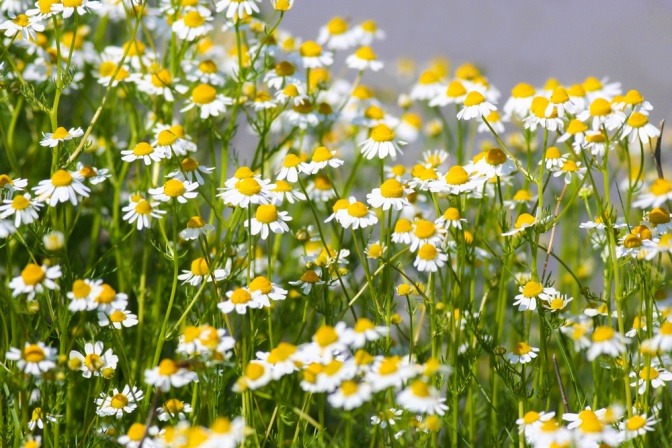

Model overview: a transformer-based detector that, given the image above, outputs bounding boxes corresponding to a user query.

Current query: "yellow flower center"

[339,380,358,396]
[151,69,172,87]
[586,132,606,144]
[157,130,178,146]
[550,87,569,104]
[183,11,205,28]
[370,124,394,142]
[109,309,126,323]
[416,166,438,181]
[445,165,469,185]
[579,418,603,433]
[347,202,369,218]
[51,169,73,187]
[511,83,535,98]
[293,99,314,114]
[354,318,375,333]
[234,166,254,179]
[364,105,384,120]
[245,362,266,380]
[211,417,232,434]
[38,0,57,14]
[566,119,588,134]
[186,216,205,228]
[455,63,479,80]
[235,178,261,196]
[198,59,217,74]
[123,40,145,57]
[623,234,642,248]
[230,288,252,304]
[639,366,659,380]
[446,80,466,97]
[163,179,186,198]
[414,220,436,239]
[52,127,70,140]
[522,281,543,298]
[548,297,566,310]
[98,62,115,78]
[380,179,404,198]
[164,398,184,414]
[132,142,154,156]
[531,96,555,118]
[11,195,30,210]
[624,89,644,105]
[485,148,507,166]
[300,41,322,57]
[545,146,561,159]
[378,356,400,375]
[71,280,91,298]
[514,213,536,229]
[190,258,209,276]
[255,204,278,224]
[463,91,485,107]
[523,411,540,424]
[267,342,296,363]
[589,98,611,116]
[158,359,178,376]
[326,16,347,34]
[84,353,104,371]
[23,344,46,363]
[300,270,320,283]
[441,208,459,221]
[314,325,338,347]
[355,46,377,61]
[513,189,533,201]
[561,160,578,172]
[283,154,301,168]
[627,111,648,128]
[21,264,45,286]
[513,342,532,355]
[582,76,602,92]
[418,70,439,85]
[134,200,152,215]
[180,158,198,172]
[95,284,116,304]
[312,146,333,162]
[394,218,412,233]
[625,415,647,431]
[111,393,129,409]
[62,0,83,7]
[191,84,216,105]
[361,19,377,32]
[592,326,615,342]
[650,179,672,196]
[273,180,292,192]
[367,243,384,258]
[273,61,295,78]
[649,207,670,225]
[410,380,431,397]
[282,84,299,97]
[126,423,146,441]
[418,243,438,260]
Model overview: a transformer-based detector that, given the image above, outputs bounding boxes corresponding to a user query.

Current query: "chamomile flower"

[457,91,496,121]
[502,82,536,119]
[148,179,199,203]
[513,280,557,312]
[630,364,672,395]
[502,213,540,237]
[299,40,333,68]
[0,219,16,238]
[429,80,468,107]
[202,417,247,448]
[619,413,657,441]
[477,110,505,134]
[553,159,586,184]
[582,76,621,102]
[435,207,467,229]
[215,0,260,19]
[328,380,372,410]
[430,165,484,195]
[353,19,385,45]
[117,423,156,448]
[516,410,555,442]
[391,218,413,244]
[558,118,589,149]
[33,169,90,206]
[9,263,61,300]
[541,292,573,312]
[505,342,539,364]
[0,193,42,226]
[317,16,355,50]
[5,342,57,377]
[51,0,101,18]
[289,269,325,294]
[66,278,102,312]
[271,180,306,204]
[0,174,28,193]
[633,179,672,209]
[153,123,197,156]
[95,385,143,419]
[346,46,383,71]
[396,380,448,415]
[365,241,387,259]
[69,341,118,379]
[121,142,165,165]
[366,178,411,211]
[539,146,567,171]
[340,318,389,348]
[218,176,275,208]
[218,287,263,314]
[359,123,405,160]
[233,361,273,392]
[621,111,661,145]
[616,233,646,259]
[249,275,287,302]
[121,196,165,230]
[92,283,128,313]
[167,158,214,185]
[144,359,198,392]
[245,204,292,239]
[577,97,626,131]
[179,216,214,240]
[181,83,234,119]
[648,321,672,351]
[276,153,305,182]
[98,308,138,329]
[303,146,344,174]
[474,147,517,179]
[39,126,84,148]
[410,70,444,101]
[586,326,628,361]
[172,9,213,41]
[339,198,378,230]
[413,243,448,273]
[409,219,447,251]
[523,96,564,132]
[178,258,228,286]
[157,398,193,421]
[0,14,45,41]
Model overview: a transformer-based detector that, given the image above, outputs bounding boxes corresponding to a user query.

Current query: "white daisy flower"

[502,82,536,119]
[317,16,356,50]
[144,359,198,392]
[339,318,388,349]
[179,215,214,240]
[410,70,444,101]
[33,170,90,206]
[171,9,213,41]
[586,326,628,361]
[133,68,188,103]
[346,45,383,71]
[92,283,128,313]
[523,96,564,132]
[69,341,119,379]
[328,380,372,410]
[177,257,228,286]
[66,278,103,312]
[396,380,448,415]
[338,197,378,230]
[366,178,411,211]
[122,196,166,231]
[0,193,42,226]
[619,413,657,441]
[180,83,234,119]
[359,123,405,160]
[256,342,300,380]
[435,207,467,229]
[512,281,557,312]
[51,0,101,18]
[248,275,287,303]
[9,262,61,300]
[299,40,333,68]
[117,423,158,448]
[457,91,496,121]
[276,153,304,183]
[505,342,539,364]
[77,163,110,185]
[166,158,214,185]
[409,219,447,252]
[148,179,199,203]
[502,213,539,237]
[95,385,143,419]
[121,142,166,165]
[473,147,517,179]
[157,398,192,421]
[0,13,44,41]
[289,269,325,295]
[630,364,672,395]
[202,417,246,448]
[577,97,626,131]
[217,176,275,208]
[232,361,273,392]
[633,179,672,209]
[98,308,139,329]
[218,287,264,315]
[0,173,28,193]
[5,342,57,377]
[413,243,448,272]
[39,126,85,148]
[215,0,260,19]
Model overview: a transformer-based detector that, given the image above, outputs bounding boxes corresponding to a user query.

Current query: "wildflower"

[121,196,165,231]
[117,423,155,448]
[396,380,448,415]
[77,163,110,185]
[181,83,234,119]
[69,342,118,379]
[633,179,672,209]
[553,159,586,184]
[245,204,292,239]
[172,9,213,41]
[371,408,403,429]
[215,0,259,17]
[502,213,538,237]
[317,16,356,50]
[328,380,372,410]
[365,241,387,259]
[33,169,90,206]
[233,361,273,392]
[249,276,287,302]
[218,175,275,208]
[577,97,626,131]
[548,86,576,115]
[582,76,621,101]
[366,178,411,211]
[410,70,444,101]
[276,153,304,182]
[303,324,349,362]
[9,262,61,300]
[0,193,42,226]
[39,126,84,148]
[474,147,517,179]
[558,118,589,150]
[338,198,378,230]
[346,45,383,71]
[50,0,101,19]
[179,215,214,240]
[513,280,557,312]
[409,219,447,251]
[359,123,405,160]
[289,269,325,294]
[541,292,573,312]
[436,207,467,229]
[178,257,227,287]
[303,146,344,174]
[157,398,192,421]
[391,218,413,244]
[0,14,44,40]
[505,342,539,364]
[144,359,197,392]
[340,318,389,348]
[353,19,384,45]
[523,96,564,132]
[616,233,645,259]
[121,142,164,165]
[619,414,657,441]
[413,243,448,273]
[66,278,102,312]
[586,326,627,361]
[28,407,59,431]
[264,60,300,90]
[148,179,199,203]
[430,165,484,195]
[429,80,469,107]
[647,321,672,352]
[92,283,128,313]
[5,342,57,377]
[502,82,536,119]
[98,308,139,329]
[516,411,555,441]
[218,287,263,314]
[299,40,333,68]
[630,364,672,395]
[153,124,196,156]
[0,174,28,193]
[95,385,143,419]
[203,417,247,448]
[271,180,306,204]
[134,69,188,103]
[42,230,64,250]
[457,91,497,121]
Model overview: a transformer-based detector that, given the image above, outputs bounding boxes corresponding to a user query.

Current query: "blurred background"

[279,0,672,149]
